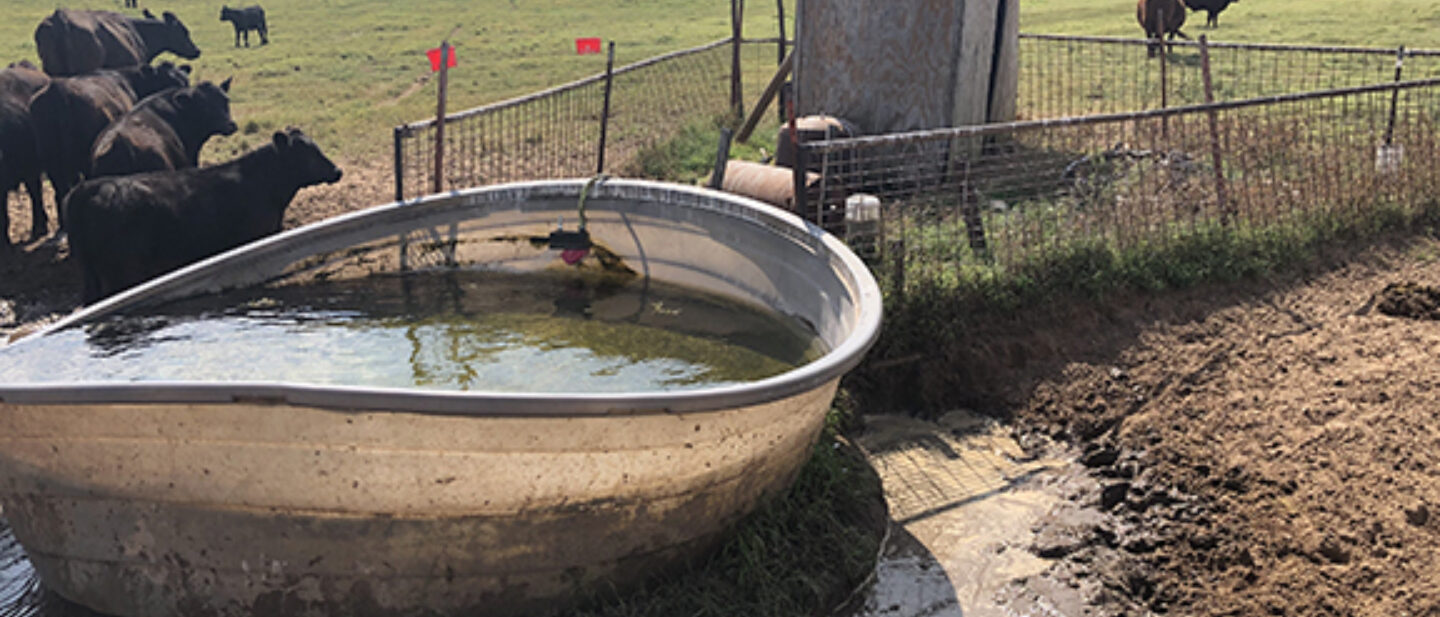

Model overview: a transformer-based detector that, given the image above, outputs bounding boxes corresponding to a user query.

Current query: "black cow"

[34,9,201,77]
[91,79,238,178]
[1183,0,1238,28]
[66,128,343,303]
[0,61,48,104]
[29,62,191,227]
[219,6,268,47]
[0,61,50,244]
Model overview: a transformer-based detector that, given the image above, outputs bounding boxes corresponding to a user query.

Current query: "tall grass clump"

[571,407,886,617]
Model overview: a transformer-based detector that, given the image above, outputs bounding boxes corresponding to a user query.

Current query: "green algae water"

[0,269,824,393]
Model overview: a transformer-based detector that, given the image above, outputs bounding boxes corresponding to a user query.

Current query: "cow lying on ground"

[66,128,343,303]
[91,78,238,178]
[0,61,51,245]
[1183,0,1238,28]
[220,6,268,47]
[1137,0,1189,58]
[34,9,201,76]
[29,62,191,226]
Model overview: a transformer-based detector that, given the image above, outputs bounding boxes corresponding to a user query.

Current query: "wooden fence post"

[731,0,745,118]
[1159,36,1169,139]
[710,128,734,189]
[1384,46,1405,147]
[1199,35,1231,222]
[776,0,787,123]
[960,157,989,261]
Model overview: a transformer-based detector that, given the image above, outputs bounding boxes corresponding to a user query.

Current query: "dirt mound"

[1376,281,1440,320]
[1004,238,1440,616]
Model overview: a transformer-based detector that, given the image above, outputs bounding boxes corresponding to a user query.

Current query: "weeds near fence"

[816,70,1440,412]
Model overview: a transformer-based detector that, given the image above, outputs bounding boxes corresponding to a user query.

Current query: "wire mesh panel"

[1018,34,1440,121]
[394,39,788,201]
[804,78,1440,293]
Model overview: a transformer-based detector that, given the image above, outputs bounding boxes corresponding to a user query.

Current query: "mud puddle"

[846,411,1086,617]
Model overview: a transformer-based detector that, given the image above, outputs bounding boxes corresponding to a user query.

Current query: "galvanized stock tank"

[0,179,883,617]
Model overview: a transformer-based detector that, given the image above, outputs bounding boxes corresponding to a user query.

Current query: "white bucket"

[1376,144,1404,175]
[845,193,881,244]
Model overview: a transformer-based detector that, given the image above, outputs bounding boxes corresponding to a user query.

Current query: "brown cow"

[33,9,201,77]
[1137,0,1189,58]
[28,62,191,230]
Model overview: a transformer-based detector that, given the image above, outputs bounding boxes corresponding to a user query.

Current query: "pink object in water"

[561,249,589,265]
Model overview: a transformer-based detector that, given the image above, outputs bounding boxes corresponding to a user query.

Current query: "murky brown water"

[847,411,1077,617]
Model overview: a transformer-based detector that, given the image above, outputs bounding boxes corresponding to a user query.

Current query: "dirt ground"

[8,166,1440,616]
[982,236,1440,616]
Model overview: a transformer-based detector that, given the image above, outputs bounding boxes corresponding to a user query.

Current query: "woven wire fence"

[801,78,1440,291]
[1018,34,1440,120]
[393,39,785,201]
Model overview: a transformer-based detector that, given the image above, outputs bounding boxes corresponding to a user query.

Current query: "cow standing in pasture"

[91,79,238,178]
[219,6,268,47]
[34,9,201,77]
[1137,0,1189,58]
[29,62,192,227]
[66,128,343,303]
[0,61,50,245]
[1183,0,1239,28]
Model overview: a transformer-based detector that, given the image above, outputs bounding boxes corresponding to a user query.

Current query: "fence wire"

[394,39,785,201]
[803,77,1440,291]
[392,34,1440,298]
[1018,34,1440,120]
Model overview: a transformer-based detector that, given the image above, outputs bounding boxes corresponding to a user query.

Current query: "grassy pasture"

[1023,0,1440,48]
[8,0,1437,180]
[1,0,789,165]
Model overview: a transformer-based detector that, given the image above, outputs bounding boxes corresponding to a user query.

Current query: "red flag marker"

[575,37,602,55]
[426,46,458,72]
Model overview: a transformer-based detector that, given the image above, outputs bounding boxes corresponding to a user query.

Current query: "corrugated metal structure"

[794,0,1019,134]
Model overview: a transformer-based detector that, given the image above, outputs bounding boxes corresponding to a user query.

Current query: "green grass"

[1021,0,1440,48]
[572,407,885,617]
[2,1,794,165]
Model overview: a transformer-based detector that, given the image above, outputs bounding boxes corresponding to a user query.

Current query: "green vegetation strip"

[574,410,887,617]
